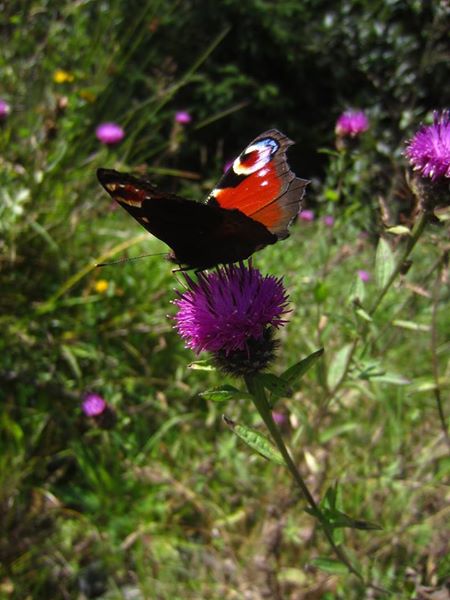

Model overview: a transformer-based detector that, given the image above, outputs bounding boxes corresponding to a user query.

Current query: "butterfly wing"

[97,168,221,260]
[207,129,309,239]
[97,168,274,270]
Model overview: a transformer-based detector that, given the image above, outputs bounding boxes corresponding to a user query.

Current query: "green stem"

[245,374,363,581]
[324,212,430,403]
[369,212,429,316]
[430,254,450,448]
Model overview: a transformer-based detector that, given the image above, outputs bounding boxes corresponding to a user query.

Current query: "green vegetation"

[1,1,449,598]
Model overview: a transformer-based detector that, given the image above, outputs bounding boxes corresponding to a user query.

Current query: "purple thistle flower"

[335,110,369,137]
[405,110,450,181]
[175,110,192,124]
[299,209,315,222]
[82,393,107,417]
[95,122,125,145]
[0,99,10,120]
[173,263,289,357]
[323,215,335,227]
[357,270,371,283]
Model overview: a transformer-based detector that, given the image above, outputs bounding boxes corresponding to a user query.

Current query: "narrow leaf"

[281,348,324,386]
[371,372,410,385]
[222,416,285,465]
[327,344,353,391]
[375,238,395,289]
[323,508,382,531]
[386,225,411,236]
[200,385,251,403]
[258,373,292,399]
[355,307,372,322]
[188,360,215,371]
[349,276,366,304]
[392,319,430,332]
[311,557,349,575]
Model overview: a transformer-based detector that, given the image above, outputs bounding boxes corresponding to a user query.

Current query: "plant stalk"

[369,212,429,316]
[245,374,363,581]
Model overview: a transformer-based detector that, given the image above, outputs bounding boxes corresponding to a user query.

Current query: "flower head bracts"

[173,263,289,355]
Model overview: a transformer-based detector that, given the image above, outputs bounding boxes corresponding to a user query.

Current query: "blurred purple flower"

[223,159,234,173]
[0,99,10,120]
[357,270,371,283]
[335,110,369,137]
[272,411,286,426]
[173,263,289,355]
[82,393,107,417]
[323,215,335,227]
[405,110,450,180]
[95,122,125,145]
[175,110,192,124]
[299,209,315,222]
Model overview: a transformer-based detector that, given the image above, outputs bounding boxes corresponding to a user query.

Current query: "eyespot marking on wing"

[233,138,279,175]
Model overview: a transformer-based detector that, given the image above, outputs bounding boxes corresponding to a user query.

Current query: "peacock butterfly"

[97,129,308,270]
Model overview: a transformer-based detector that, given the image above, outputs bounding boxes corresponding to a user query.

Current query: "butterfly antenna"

[96,252,167,268]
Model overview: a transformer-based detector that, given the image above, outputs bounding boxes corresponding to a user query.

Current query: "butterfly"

[97,129,308,270]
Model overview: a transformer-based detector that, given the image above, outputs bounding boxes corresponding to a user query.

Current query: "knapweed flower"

[173,263,289,375]
[323,215,335,227]
[175,110,192,124]
[82,393,106,417]
[405,110,450,181]
[53,69,74,84]
[95,122,125,145]
[299,209,315,222]
[335,110,369,137]
[357,270,371,283]
[0,99,10,120]
[94,279,109,294]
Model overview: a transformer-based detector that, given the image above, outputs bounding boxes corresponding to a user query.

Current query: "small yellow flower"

[53,69,74,84]
[94,279,109,294]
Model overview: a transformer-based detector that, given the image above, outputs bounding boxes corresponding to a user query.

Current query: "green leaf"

[375,238,395,289]
[281,348,324,386]
[200,385,251,403]
[319,423,359,443]
[370,372,410,385]
[392,319,430,332]
[355,307,372,322]
[222,416,285,465]
[322,508,382,531]
[61,344,81,380]
[258,373,292,399]
[313,281,330,303]
[311,557,349,575]
[327,344,353,391]
[188,360,215,371]
[386,225,411,236]
[349,275,366,304]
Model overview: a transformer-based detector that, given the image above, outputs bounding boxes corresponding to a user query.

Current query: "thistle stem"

[369,211,429,316]
[430,254,450,448]
[245,374,363,581]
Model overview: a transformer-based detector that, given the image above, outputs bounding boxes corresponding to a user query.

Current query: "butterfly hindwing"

[207,129,308,239]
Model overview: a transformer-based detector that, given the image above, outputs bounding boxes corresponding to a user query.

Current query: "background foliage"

[1,1,449,598]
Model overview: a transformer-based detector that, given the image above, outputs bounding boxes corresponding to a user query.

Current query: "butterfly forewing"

[207,129,308,239]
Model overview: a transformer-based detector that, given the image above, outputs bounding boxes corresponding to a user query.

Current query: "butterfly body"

[97,129,308,270]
